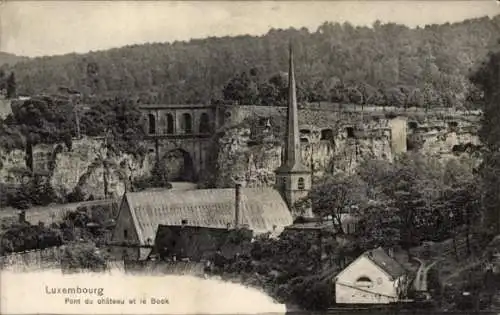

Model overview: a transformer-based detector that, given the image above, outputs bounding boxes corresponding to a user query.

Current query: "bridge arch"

[161,148,196,182]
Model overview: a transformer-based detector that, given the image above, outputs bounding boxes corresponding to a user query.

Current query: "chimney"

[235,183,242,229]
[19,210,26,223]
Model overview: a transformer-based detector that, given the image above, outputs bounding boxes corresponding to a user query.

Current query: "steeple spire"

[281,42,308,172]
[274,42,312,217]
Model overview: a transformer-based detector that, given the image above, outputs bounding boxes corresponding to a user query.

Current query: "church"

[108,45,312,261]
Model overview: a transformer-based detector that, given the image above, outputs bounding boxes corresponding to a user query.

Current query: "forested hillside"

[2,16,500,107]
[0,52,29,67]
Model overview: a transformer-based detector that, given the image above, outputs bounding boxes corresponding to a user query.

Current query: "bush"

[286,275,334,310]
[0,223,63,254]
[60,242,107,272]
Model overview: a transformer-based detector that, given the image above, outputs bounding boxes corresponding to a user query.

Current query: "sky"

[1,1,500,57]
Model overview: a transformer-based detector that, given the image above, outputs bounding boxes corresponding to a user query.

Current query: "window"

[300,138,309,144]
[298,177,305,190]
[355,276,373,288]
[123,229,128,239]
[199,113,210,133]
[165,114,174,134]
[181,113,192,134]
[408,121,418,129]
[148,114,156,134]
[321,129,334,141]
[346,127,355,138]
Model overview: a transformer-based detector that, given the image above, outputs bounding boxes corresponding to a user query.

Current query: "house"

[108,184,293,260]
[149,224,253,262]
[334,247,409,304]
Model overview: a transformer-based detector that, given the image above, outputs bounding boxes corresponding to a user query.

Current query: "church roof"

[121,187,293,247]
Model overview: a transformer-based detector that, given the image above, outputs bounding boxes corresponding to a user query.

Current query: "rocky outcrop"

[0,137,157,201]
[214,105,483,187]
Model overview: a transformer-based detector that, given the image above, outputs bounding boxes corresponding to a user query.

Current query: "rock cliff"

[0,138,157,201]
[212,105,483,188]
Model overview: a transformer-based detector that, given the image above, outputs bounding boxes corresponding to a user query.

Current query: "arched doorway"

[162,149,196,182]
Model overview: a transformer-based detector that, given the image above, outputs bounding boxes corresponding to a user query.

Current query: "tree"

[306,174,368,234]
[81,96,147,157]
[10,96,74,146]
[470,44,500,233]
[6,72,16,98]
[222,72,259,105]
[355,199,402,250]
[356,154,469,249]
[7,174,59,209]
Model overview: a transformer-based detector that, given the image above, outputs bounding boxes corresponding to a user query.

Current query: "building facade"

[334,247,409,304]
[150,224,252,262]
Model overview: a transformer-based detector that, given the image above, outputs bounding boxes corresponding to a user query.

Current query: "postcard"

[1,1,500,314]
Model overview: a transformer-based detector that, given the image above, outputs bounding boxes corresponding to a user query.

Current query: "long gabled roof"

[122,187,293,246]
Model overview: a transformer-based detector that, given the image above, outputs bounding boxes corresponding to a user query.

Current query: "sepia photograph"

[1,0,500,313]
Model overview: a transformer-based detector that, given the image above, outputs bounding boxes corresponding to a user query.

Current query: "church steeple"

[279,43,309,172]
[275,43,312,217]
[283,44,303,169]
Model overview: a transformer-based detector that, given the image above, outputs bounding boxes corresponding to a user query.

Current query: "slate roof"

[122,187,293,246]
[363,247,407,280]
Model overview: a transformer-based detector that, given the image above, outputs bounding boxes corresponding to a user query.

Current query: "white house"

[334,247,409,304]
